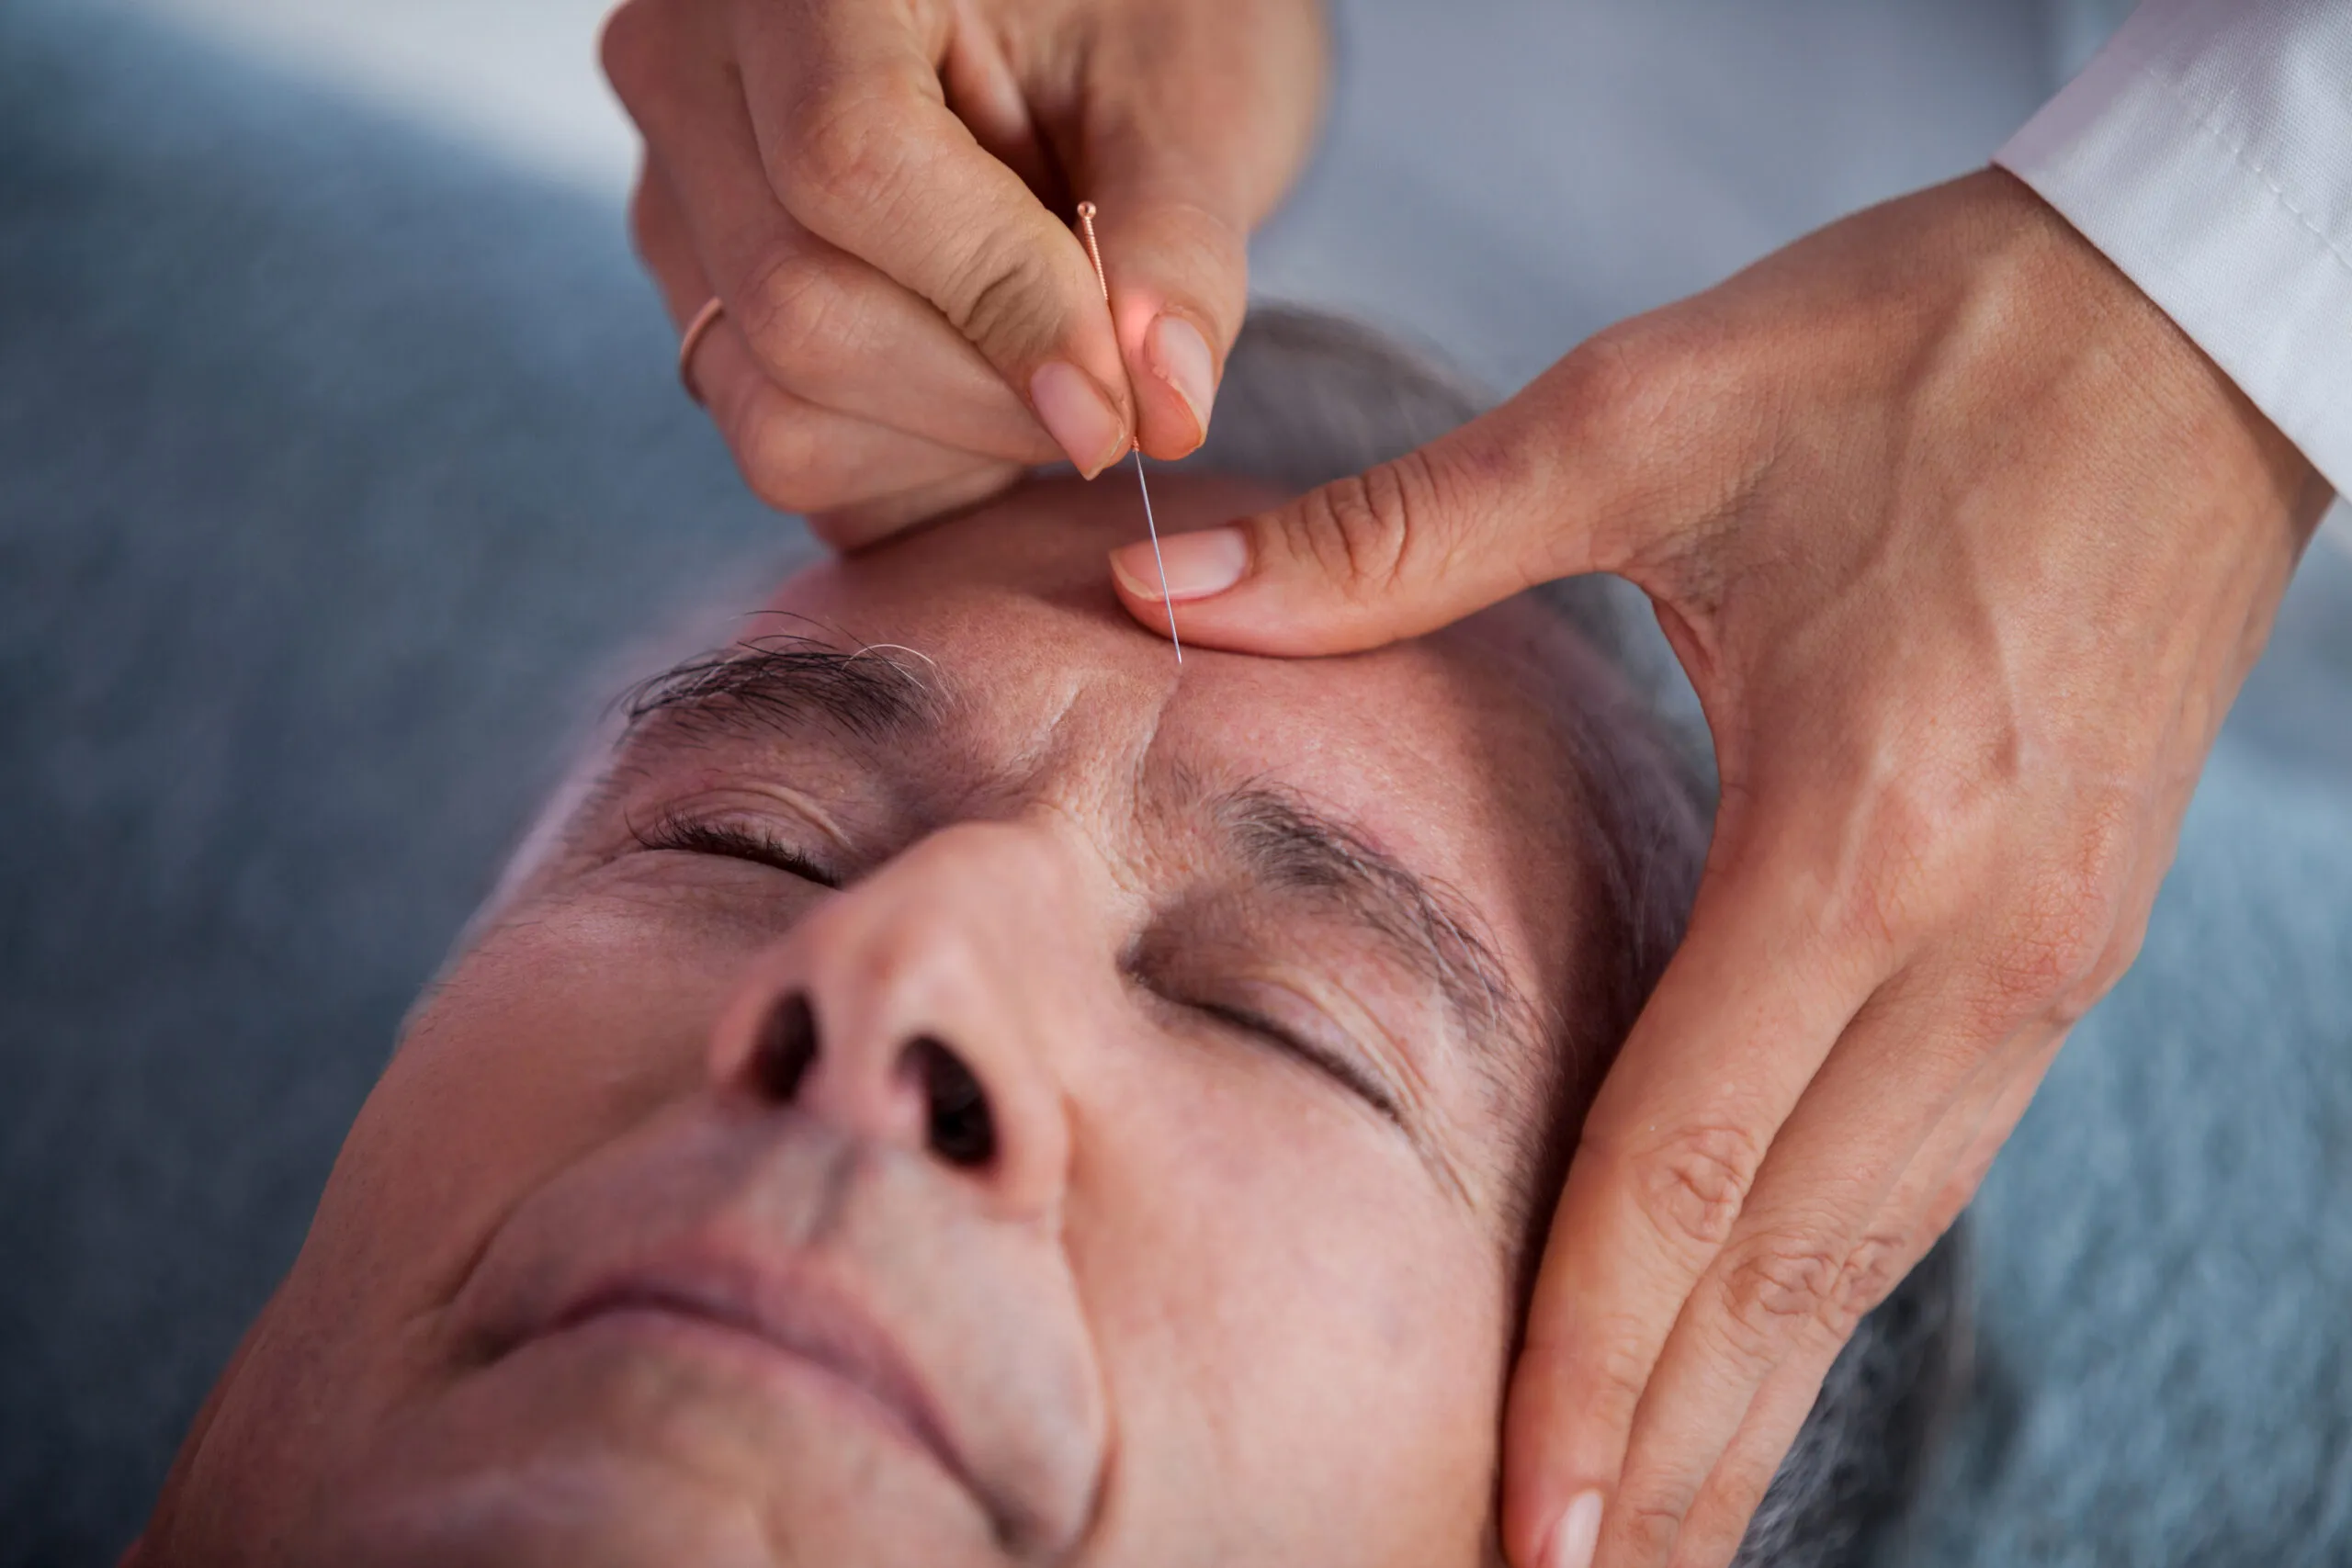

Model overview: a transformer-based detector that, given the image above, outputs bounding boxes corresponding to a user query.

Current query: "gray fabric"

[1896,743,2352,1567]
[3,4,2349,1566]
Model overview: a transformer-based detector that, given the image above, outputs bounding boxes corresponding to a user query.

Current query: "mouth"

[531,1254,978,1503]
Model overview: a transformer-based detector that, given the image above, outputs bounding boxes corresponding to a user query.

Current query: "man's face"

[148,474,1626,1567]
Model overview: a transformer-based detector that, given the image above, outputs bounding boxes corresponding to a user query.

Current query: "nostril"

[908,1036,995,1168]
[753,992,819,1103]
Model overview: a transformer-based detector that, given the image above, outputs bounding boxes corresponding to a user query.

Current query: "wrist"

[1985,166,2332,546]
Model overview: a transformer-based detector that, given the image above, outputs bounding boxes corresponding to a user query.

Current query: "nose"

[740,994,999,1168]
[706,822,1091,1219]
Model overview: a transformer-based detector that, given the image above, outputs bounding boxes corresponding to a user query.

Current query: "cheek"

[208,898,749,1485]
[1067,1055,1511,1563]
[322,905,732,1306]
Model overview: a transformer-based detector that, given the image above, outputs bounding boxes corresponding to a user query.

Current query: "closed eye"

[630,811,842,889]
[1189,998,1407,1128]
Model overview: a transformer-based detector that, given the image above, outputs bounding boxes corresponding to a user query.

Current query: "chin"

[143,1334,1012,1568]
[318,1457,782,1568]
[192,1448,1004,1568]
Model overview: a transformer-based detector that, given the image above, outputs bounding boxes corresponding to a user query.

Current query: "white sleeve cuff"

[1996,0,2352,501]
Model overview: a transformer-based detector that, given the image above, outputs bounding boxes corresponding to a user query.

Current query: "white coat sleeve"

[1996,0,2352,500]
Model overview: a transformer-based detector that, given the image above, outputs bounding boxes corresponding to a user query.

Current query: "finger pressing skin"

[609,18,1057,465]
[1668,1027,2058,1568]
[1613,998,2048,1568]
[1669,1334,1858,1568]
[1499,855,1881,1568]
[1106,316,1770,653]
[1666,1278,1913,1568]
[1590,987,1979,1566]
[729,0,1136,475]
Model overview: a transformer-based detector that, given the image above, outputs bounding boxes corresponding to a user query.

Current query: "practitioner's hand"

[1109,169,2332,1568]
[601,0,1323,546]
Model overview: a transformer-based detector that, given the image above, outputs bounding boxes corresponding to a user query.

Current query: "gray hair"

[1195,305,1970,1568]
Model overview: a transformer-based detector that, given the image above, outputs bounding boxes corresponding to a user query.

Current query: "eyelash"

[631,812,841,888]
[1188,998,1406,1126]
[633,816,1398,1125]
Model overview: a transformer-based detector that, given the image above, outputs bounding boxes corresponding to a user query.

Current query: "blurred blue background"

[2,0,2346,1562]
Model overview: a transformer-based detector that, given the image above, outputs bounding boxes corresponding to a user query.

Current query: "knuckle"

[729,401,835,516]
[1834,742,2155,1028]
[1280,451,1442,607]
[1826,753,2015,962]
[1987,832,2138,1022]
[1926,1166,1987,1237]
[2081,913,2148,1004]
[1614,1496,1691,1563]
[1991,901,2107,1019]
[1837,1225,1913,1321]
[735,246,863,383]
[1684,1448,1786,1561]
[597,0,673,114]
[1717,1225,1906,1361]
[1580,1330,1664,1425]
[778,83,911,214]
[1834,793,1953,954]
[775,81,1054,365]
[1717,1237,1849,1356]
[1625,1122,1769,1258]
[940,242,1062,362]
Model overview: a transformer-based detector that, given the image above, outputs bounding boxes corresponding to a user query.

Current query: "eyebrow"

[620,636,942,746]
[1214,786,1536,1060]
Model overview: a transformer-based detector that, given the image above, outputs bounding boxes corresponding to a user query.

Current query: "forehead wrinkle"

[977,652,1187,908]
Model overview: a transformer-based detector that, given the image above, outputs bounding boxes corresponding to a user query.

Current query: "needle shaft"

[1129,445,1181,662]
[1076,201,1182,663]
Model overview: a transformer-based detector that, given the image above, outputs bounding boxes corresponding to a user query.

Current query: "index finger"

[1501,854,1879,1568]
[733,3,1136,477]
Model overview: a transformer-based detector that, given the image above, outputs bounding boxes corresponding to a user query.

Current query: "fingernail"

[1147,314,1216,443]
[1030,359,1128,478]
[1113,525,1249,602]
[1544,1493,1604,1568]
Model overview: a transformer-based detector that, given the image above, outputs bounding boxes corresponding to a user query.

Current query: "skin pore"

[134,472,1681,1568]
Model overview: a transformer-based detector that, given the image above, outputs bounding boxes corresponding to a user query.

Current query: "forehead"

[749,473,1600,1030]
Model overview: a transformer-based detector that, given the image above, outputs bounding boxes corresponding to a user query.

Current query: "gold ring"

[676,297,726,407]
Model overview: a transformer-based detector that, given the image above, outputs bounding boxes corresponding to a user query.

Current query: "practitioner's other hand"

[602,0,1323,546]
[1110,169,2333,1568]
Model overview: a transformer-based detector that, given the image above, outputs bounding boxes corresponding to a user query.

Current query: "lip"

[527,1251,977,1500]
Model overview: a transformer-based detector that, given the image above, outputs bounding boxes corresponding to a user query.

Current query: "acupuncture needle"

[1075,200,1182,663]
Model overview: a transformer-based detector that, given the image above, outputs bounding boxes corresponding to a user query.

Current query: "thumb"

[1110,333,1698,655]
